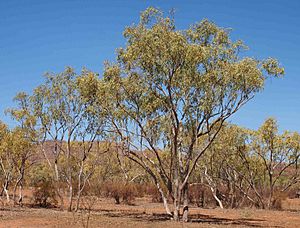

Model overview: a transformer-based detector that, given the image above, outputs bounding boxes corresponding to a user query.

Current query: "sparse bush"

[189,185,205,207]
[102,182,121,204]
[121,184,137,205]
[72,195,97,228]
[145,185,162,203]
[102,181,137,205]
[135,183,147,198]
[287,186,300,199]
[32,180,57,207]
[272,191,288,210]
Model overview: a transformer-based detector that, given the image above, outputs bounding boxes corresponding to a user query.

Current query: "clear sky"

[1,0,299,132]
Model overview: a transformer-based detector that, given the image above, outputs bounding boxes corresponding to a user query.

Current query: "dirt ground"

[0,196,300,228]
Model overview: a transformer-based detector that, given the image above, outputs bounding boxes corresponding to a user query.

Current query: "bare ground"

[0,196,299,228]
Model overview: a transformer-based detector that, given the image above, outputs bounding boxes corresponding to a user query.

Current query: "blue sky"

[1,0,299,132]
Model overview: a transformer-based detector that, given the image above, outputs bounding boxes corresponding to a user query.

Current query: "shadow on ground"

[98,209,272,227]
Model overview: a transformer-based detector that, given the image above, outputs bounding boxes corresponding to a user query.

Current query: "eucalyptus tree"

[100,7,284,221]
[197,124,266,209]
[6,92,38,205]
[74,72,110,211]
[31,67,106,211]
[197,124,249,209]
[0,121,13,203]
[0,92,37,205]
[251,118,300,209]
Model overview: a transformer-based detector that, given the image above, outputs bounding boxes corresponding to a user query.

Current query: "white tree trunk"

[4,187,9,203]
[210,186,224,209]
[182,183,189,222]
[156,182,172,216]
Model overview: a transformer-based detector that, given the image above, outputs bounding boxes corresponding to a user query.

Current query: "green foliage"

[99,7,284,218]
[196,119,300,209]
[0,7,292,219]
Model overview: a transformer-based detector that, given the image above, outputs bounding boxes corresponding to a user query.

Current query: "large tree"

[98,7,284,221]
[96,8,284,221]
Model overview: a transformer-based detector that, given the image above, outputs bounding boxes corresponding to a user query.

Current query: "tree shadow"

[189,214,267,227]
[101,210,273,227]
[0,207,26,212]
[104,211,171,222]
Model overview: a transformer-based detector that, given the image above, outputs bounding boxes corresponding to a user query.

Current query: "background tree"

[196,120,300,210]
[251,118,300,209]
[6,92,38,205]
[196,124,263,209]
[0,121,13,203]
[31,67,107,211]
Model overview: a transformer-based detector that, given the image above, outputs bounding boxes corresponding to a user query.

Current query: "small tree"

[0,121,13,203]
[6,92,38,205]
[0,92,37,206]
[205,120,300,209]
[31,67,106,211]
[196,124,262,208]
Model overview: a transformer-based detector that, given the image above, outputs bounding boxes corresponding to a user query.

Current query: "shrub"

[145,185,162,203]
[121,184,137,205]
[272,191,288,210]
[32,180,57,207]
[189,184,209,207]
[102,182,138,205]
[134,183,147,198]
[29,164,58,207]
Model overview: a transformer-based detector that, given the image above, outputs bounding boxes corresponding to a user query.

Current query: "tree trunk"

[68,185,73,211]
[75,182,86,212]
[267,171,273,209]
[75,161,84,212]
[229,182,236,208]
[0,187,3,196]
[156,182,172,217]
[204,167,223,209]
[67,137,73,212]
[3,180,10,203]
[173,198,180,221]
[13,177,22,205]
[182,183,189,222]
[75,191,81,212]
[173,178,181,221]
[18,184,23,206]
[211,187,223,209]
[54,162,64,210]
